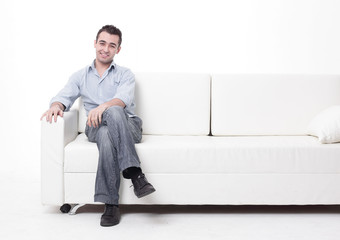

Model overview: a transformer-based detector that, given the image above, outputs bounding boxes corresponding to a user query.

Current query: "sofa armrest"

[41,110,79,205]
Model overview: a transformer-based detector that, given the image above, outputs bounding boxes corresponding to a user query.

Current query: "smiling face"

[94,31,121,66]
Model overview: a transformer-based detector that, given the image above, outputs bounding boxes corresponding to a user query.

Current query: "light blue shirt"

[50,60,136,117]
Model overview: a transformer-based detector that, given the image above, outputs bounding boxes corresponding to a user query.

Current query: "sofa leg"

[68,204,86,215]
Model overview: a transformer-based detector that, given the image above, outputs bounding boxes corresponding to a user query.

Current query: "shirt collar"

[88,59,116,72]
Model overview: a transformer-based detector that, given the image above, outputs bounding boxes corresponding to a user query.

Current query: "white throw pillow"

[307,105,340,144]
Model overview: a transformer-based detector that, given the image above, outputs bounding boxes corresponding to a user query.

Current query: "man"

[41,25,155,227]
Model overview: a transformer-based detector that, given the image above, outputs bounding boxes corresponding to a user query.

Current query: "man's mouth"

[100,52,109,58]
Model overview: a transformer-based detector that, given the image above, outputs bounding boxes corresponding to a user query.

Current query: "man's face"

[94,31,121,65]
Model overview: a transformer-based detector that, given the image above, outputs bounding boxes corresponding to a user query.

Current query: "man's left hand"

[87,104,107,128]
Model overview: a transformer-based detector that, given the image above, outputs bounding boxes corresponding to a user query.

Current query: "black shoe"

[132,173,156,198]
[100,204,120,227]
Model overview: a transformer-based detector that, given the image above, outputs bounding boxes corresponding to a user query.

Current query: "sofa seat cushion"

[64,134,340,174]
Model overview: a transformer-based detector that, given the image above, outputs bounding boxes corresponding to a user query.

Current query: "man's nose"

[104,45,109,52]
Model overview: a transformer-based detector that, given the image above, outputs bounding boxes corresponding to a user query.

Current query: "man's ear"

[94,40,97,48]
[116,46,121,54]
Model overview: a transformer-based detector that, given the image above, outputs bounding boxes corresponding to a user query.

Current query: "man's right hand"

[40,102,65,123]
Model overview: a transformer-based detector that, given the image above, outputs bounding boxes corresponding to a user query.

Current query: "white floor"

[2,168,340,240]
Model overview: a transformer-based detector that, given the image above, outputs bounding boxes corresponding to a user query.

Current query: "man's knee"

[103,106,126,122]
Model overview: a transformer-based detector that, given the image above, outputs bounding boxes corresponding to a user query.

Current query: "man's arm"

[87,98,125,128]
[40,102,65,123]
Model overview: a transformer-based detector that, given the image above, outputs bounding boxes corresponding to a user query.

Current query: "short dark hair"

[96,25,122,47]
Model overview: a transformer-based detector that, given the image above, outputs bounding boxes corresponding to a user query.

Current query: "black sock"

[125,167,142,180]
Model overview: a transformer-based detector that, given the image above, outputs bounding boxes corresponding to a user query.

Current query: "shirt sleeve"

[49,72,81,111]
[113,69,135,108]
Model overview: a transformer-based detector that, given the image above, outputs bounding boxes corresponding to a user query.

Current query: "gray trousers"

[85,106,143,205]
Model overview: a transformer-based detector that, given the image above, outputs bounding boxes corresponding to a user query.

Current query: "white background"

[1,0,340,177]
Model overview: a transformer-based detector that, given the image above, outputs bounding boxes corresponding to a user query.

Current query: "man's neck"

[95,60,112,77]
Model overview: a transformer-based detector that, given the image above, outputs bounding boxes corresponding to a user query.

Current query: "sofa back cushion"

[78,73,211,135]
[211,74,340,136]
[134,73,211,135]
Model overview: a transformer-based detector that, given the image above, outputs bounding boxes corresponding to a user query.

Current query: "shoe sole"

[101,221,120,227]
[100,218,120,227]
[100,214,120,227]
[135,187,156,198]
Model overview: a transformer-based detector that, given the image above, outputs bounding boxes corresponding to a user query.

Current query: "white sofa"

[41,73,340,212]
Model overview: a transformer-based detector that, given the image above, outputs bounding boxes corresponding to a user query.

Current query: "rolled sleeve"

[113,70,135,107]
[50,72,81,111]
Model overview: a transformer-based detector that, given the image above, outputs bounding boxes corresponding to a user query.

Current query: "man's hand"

[40,102,65,123]
[87,104,108,128]
[87,99,125,128]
